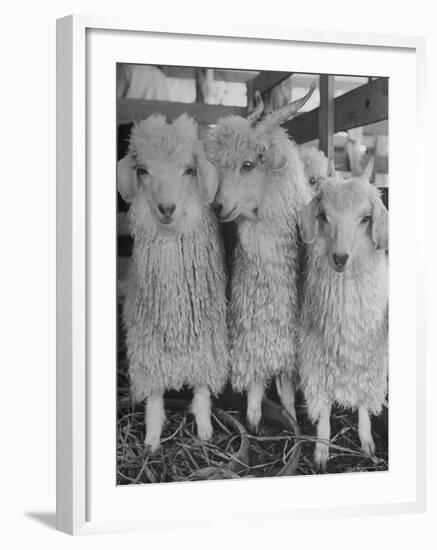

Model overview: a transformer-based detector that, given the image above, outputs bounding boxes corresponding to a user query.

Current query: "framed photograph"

[56,14,427,535]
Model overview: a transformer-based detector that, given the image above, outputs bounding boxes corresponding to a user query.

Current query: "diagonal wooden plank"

[336,77,388,133]
[285,77,388,144]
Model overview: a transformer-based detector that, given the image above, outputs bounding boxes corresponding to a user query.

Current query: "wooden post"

[195,68,205,103]
[318,75,335,159]
[246,79,255,111]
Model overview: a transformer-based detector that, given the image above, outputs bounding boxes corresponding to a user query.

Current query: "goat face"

[117,114,218,231]
[134,156,200,227]
[208,84,316,223]
[214,149,271,222]
[300,169,388,272]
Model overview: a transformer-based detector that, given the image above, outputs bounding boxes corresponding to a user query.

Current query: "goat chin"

[241,208,258,221]
[130,194,205,235]
[230,206,259,222]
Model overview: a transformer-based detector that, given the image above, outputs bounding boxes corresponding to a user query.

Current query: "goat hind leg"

[277,373,297,420]
[192,386,213,441]
[314,404,331,471]
[145,392,166,452]
[247,381,264,432]
[358,405,375,457]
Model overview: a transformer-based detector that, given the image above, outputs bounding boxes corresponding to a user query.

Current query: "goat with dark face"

[206,86,315,431]
[299,159,389,469]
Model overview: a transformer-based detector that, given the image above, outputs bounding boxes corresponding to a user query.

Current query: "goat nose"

[158,203,176,218]
[333,253,349,269]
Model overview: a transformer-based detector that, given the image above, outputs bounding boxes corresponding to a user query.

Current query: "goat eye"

[317,210,328,223]
[137,167,149,176]
[361,214,372,224]
[309,177,317,186]
[184,167,196,176]
[242,161,255,172]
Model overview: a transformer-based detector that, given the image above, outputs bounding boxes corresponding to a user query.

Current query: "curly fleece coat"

[207,118,310,391]
[122,116,229,401]
[299,178,388,421]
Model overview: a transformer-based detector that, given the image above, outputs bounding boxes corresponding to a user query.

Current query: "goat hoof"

[361,439,376,458]
[247,418,261,434]
[247,410,262,434]
[197,422,213,442]
[144,437,161,454]
[144,444,160,455]
[314,443,329,472]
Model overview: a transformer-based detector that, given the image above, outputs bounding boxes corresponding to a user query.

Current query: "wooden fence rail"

[117,99,246,125]
[285,77,389,144]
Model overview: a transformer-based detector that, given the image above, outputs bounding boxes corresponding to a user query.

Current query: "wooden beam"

[117,99,247,125]
[285,77,388,143]
[336,77,388,133]
[284,109,318,144]
[318,75,335,158]
[252,71,292,95]
[246,79,255,111]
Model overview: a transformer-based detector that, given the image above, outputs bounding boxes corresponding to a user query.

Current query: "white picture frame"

[56,14,427,535]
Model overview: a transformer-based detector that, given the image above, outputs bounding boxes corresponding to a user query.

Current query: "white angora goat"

[299,159,388,469]
[299,146,329,195]
[118,114,229,452]
[206,85,315,431]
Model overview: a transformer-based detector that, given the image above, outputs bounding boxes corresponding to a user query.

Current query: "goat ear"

[363,157,374,181]
[117,155,138,203]
[195,147,218,203]
[266,143,287,170]
[300,196,320,244]
[371,197,388,250]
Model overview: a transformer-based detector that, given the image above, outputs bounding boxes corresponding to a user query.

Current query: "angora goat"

[299,159,388,469]
[206,85,315,430]
[299,146,329,194]
[118,114,229,451]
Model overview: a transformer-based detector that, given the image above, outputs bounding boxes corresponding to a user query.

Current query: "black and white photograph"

[2,0,433,543]
[116,64,389,484]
